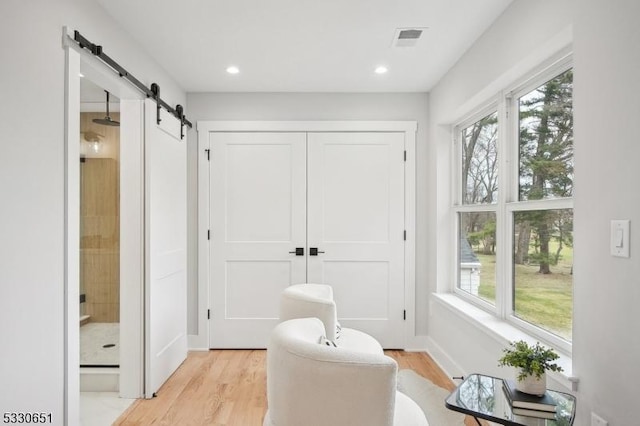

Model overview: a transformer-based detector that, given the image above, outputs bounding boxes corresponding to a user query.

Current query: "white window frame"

[452,101,501,313]
[452,53,574,354]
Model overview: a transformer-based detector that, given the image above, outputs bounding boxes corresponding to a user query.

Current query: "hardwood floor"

[115,350,481,425]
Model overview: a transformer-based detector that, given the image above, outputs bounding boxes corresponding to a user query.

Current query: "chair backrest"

[266,318,398,426]
[279,283,339,341]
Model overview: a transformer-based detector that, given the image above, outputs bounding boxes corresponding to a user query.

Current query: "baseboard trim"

[424,336,467,380]
[404,334,429,352]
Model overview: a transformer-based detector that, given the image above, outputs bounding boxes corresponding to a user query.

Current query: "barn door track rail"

[72,30,192,138]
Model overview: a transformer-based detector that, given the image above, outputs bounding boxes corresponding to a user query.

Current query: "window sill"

[432,293,578,391]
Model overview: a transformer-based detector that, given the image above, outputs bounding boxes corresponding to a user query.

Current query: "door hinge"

[403,310,406,320]
[205,148,210,161]
[404,150,407,162]
[207,230,210,240]
[403,230,406,241]
[207,309,210,320]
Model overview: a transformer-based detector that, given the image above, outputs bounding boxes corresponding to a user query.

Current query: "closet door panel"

[307,132,405,348]
[209,132,307,348]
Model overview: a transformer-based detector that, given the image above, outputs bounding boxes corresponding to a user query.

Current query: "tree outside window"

[513,70,573,340]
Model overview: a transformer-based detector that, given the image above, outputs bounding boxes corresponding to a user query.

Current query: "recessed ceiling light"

[375,66,388,74]
[226,66,240,75]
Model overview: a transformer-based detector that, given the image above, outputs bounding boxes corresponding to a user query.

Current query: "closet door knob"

[309,248,325,256]
[289,247,304,256]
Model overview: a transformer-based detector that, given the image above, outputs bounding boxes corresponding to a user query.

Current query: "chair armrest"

[280,285,338,341]
[267,318,397,426]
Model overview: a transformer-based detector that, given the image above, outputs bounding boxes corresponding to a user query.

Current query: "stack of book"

[502,379,557,420]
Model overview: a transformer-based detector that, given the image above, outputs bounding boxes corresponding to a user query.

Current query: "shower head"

[93,116,120,126]
[93,90,120,127]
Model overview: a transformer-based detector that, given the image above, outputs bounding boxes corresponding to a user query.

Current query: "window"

[513,209,573,341]
[458,211,496,304]
[454,59,573,348]
[518,69,573,202]
[457,111,498,305]
[461,112,498,205]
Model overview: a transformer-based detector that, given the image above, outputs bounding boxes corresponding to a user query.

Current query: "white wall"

[428,0,640,424]
[186,92,430,339]
[0,0,186,422]
[572,0,640,424]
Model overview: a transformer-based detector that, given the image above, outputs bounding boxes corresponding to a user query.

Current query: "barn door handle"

[309,248,325,256]
[289,247,304,256]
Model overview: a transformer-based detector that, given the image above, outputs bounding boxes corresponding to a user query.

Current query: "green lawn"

[476,254,496,302]
[475,248,573,341]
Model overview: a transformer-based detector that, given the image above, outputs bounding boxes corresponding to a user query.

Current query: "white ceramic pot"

[516,372,546,396]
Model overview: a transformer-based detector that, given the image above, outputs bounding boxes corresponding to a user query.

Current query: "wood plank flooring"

[115,350,482,425]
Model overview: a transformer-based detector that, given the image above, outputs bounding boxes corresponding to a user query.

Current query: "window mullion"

[496,93,511,320]
[454,204,499,213]
[452,127,461,206]
[507,92,520,320]
[507,198,573,211]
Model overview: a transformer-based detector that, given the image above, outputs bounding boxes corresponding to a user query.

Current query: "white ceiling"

[96,0,512,93]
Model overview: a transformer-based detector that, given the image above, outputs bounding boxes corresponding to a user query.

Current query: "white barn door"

[144,99,187,396]
[209,132,307,348]
[307,132,406,348]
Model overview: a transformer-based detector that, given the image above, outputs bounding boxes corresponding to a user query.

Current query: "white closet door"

[209,132,307,348]
[307,132,406,348]
[144,100,188,396]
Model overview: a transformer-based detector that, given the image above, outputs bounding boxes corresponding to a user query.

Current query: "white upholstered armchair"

[263,317,428,426]
[279,283,383,354]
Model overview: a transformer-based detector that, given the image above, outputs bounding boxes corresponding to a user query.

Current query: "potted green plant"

[498,340,563,396]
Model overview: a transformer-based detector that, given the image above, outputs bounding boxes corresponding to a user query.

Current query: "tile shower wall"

[80,112,120,323]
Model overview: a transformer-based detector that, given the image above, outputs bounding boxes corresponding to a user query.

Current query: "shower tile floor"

[80,322,119,366]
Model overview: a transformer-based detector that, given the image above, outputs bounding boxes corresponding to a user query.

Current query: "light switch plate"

[611,220,630,258]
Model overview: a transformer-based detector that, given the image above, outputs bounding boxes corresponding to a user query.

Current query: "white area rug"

[397,369,466,426]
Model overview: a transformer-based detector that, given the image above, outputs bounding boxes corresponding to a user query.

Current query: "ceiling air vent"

[391,27,428,47]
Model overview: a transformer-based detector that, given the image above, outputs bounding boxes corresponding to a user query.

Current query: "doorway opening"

[79,79,121,376]
[65,33,147,424]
